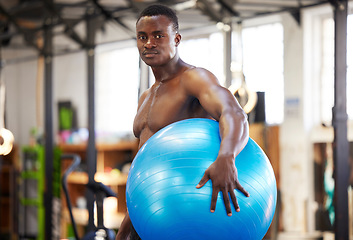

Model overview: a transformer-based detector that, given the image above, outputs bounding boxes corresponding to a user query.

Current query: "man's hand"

[196,154,249,216]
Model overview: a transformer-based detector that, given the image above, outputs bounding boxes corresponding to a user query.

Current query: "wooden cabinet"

[249,123,281,237]
[0,165,13,237]
[59,140,139,238]
[0,145,19,240]
[249,123,280,188]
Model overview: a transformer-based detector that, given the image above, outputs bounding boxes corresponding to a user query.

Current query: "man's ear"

[175,33,181,46]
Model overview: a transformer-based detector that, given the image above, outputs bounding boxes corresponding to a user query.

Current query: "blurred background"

[0,0,352,239]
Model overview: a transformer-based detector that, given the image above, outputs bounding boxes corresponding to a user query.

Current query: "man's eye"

[155,35,164,39]
[138,36,146,40]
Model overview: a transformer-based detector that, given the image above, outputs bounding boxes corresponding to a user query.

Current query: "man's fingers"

[210,188,218,212]
[236,182,250,197]
[196,173,210,188]
[222,190,232,216]
[229,190,239,212]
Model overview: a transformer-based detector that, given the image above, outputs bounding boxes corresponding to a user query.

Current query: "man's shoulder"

[180,67,213,82]
[180,66,218,85]
[179,66,220,96]
[182,66,208,75]
[138,89,150,103]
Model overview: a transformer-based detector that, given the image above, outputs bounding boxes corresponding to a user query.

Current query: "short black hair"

[137,4,179,32]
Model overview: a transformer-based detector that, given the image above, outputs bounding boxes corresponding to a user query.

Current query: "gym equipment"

[0,128,14,155]
[126,118,277,240]
[19,145,61,240]
[19,145,45,240]
[0,81,14,156]
[61,154,116,240]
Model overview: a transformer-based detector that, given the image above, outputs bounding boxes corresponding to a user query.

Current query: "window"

[347,14,353,118]
[242,23,284,124]
[95,45,139,138]
[179,33,225,85]
[320,14,353,123]
[320,18,334,123]
[176,26,284,125]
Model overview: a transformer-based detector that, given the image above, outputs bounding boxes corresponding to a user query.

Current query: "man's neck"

[152,57,187,82]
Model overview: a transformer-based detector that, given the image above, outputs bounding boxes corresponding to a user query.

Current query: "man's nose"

[145,38,156,48]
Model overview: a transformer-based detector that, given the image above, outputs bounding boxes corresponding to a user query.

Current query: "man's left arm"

[182,68,250,216]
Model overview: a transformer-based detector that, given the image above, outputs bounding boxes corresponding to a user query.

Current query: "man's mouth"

[143,51,158,57]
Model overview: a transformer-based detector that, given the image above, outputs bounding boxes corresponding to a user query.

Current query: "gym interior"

[0,0,352,239]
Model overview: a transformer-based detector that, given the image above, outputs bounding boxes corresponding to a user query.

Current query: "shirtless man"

[116,4,249,240]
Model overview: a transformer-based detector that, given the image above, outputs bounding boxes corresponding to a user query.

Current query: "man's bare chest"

[135,87,189,134]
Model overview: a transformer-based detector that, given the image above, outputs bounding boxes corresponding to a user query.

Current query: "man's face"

[136,15,180,67]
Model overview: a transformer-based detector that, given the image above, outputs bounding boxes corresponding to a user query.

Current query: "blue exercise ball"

[126,118,277,240]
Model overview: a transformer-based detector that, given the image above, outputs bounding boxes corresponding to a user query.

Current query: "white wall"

[280,12,313,232]
[4,50,87,146]
[5,53,38,146]
[53,51,87,134]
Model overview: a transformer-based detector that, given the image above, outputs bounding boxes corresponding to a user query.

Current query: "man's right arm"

[117,90,150,240]
[116,212,131,240]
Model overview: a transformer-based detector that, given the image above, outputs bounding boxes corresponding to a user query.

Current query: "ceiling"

[0,0,332,64]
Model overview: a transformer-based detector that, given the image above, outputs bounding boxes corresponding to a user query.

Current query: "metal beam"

[235,1,301,8]
[196,0,223,23]
[85,7,98,232]
[290,8,301,25]
[0,3,41,53]
[42,0,86,48]
[332,0,349,239]
[43,15,54,240]
[217,0,240,17]
[328,0,346,9]
[239,2,327,21]
[90,0,136,38]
